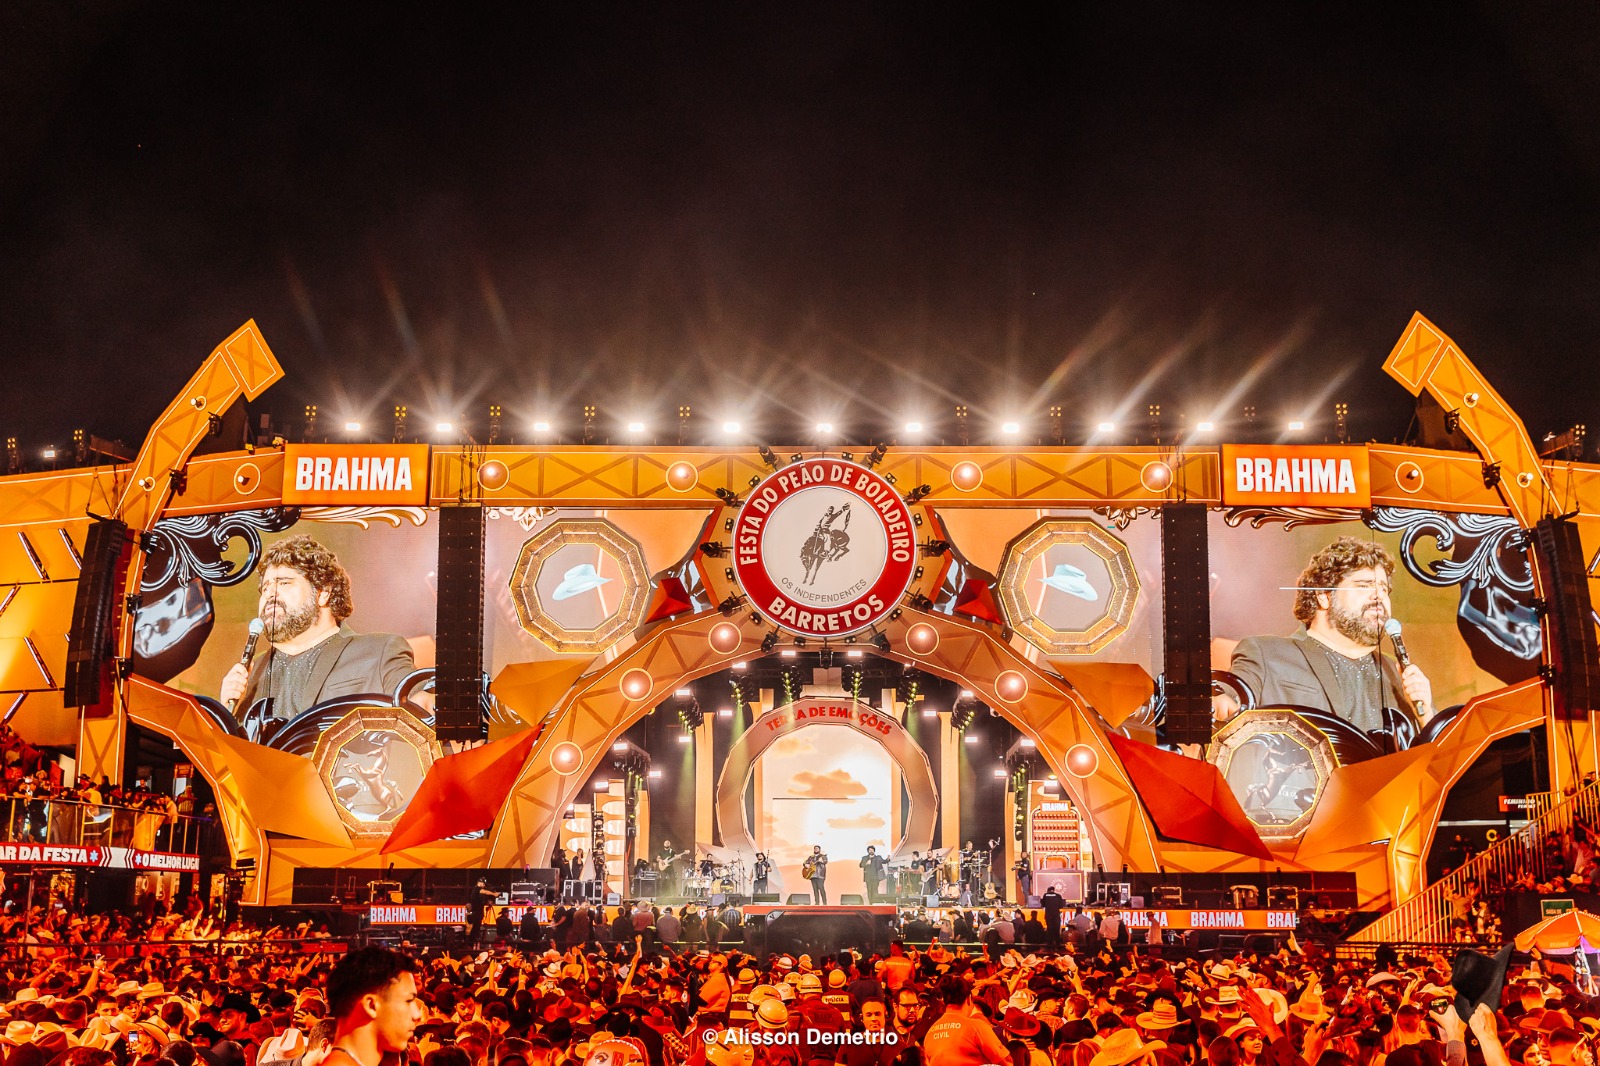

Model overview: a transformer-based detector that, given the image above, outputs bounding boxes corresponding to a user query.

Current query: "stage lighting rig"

[1444,408,1462,434]
[1482,462,1502,489]
[761,630,780,653]
[700,541,727,558]
[757,445,782,470]
[714,487,743,507]
[863,442,889,469]
[717,595,746,617]
[920,539,950,557]
[906,592,933,612]
[904,483,932,504]
[819,645,834,669]
[871,631,891,653]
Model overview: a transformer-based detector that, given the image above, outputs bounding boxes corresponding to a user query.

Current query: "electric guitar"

[802,855,822,879]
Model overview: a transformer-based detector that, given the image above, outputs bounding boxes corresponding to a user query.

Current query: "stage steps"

[1348,777,1600,944]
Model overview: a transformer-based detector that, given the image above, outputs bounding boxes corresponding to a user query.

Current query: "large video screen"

[139,506,438,745]
[1206,506,1537,828]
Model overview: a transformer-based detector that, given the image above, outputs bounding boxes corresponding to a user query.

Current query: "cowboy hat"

[1090,1029,1166,1066]
[1452,945,1512,1019]
[551,564,611,602]
[1002,1009,1041,1037]
[1135,1002,1184,1030]
[1041,563,1099,602]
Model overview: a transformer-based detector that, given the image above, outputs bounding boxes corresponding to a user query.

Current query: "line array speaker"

[65,518,131,709]
[1161,503,1212,745]
[435,506,486,741]
[1533,515,1600,720]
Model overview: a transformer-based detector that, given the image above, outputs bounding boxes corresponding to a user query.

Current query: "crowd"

[0,771,213,853]
[0,901,1570,1066]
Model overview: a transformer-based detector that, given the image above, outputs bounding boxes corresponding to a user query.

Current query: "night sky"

[2,4,1598,454]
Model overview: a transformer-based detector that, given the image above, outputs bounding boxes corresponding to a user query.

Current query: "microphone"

[1383,617,1410,669]
[227,618,265,711]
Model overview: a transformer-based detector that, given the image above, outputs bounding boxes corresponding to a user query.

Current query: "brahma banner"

[283,444,430,505]
[1221,445,1371,508]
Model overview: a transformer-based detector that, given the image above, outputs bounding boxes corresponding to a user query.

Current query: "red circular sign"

[732,459,917,638]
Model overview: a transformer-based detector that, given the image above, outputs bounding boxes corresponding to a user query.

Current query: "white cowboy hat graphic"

[1040,563,1099,601]
[551,563,612,601]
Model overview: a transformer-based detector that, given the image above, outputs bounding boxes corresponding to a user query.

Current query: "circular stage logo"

[733,459,916,639]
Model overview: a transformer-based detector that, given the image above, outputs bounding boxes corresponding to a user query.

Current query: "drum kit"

[681,848,749,899]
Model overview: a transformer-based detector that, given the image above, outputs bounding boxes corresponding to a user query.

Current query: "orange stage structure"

[2,313,1596,914]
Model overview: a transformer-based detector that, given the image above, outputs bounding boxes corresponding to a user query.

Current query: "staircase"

[1349,778,1600,944]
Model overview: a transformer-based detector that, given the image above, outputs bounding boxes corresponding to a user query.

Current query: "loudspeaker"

[1161,504,1212,745]
[1230,884,1260,908]
[435,507,486,740]
[1533,515,1600,720]
[840,894,865,906]
[65,518,131,709]
[786,893,810,905]
[753,893,780,904]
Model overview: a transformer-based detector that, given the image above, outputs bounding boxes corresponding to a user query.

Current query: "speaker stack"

[435,507,486,741]
[1161,504,1213,745]
[1533,515,1600,721]
[65,518,132,711]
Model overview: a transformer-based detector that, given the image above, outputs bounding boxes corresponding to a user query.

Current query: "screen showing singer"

[219,534,415,723]
[1214,535,1433,731]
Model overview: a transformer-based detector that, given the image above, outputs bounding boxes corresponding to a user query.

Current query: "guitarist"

[657,840,677,895]
[804,845,829,904]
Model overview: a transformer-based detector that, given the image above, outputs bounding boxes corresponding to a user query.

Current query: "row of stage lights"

[315,400,1356,448]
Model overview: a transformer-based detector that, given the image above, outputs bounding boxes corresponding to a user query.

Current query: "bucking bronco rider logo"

[801,503,852,585]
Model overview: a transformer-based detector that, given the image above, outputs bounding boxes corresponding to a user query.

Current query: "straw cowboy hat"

[1090,1029,1167,1066]
[1135,1002,1184,1031]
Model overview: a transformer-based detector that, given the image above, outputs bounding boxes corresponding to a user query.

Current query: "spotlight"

[344,421,362,433]
[819,646,834,669]
[1286,420,1305,432]
[1000,421,1020,436]
[1195,421,1214,433]
[815,422,834,438]
[871,631,891,653]
[993,768,1008,779]
[675,688,692,697]
[920,539,950,557]
[846,650,863,659]
[904,484,932,504]
[701,541,728,558]
[626,421,646,434]
[714,487,743,507]
[921,706,937,718]
[593,779,609,791]
[722,421,742,436]
[647,769,663,779]
[904,421,923,435]
[1097,421,1115,433]
[612,742,629,752]
[757,445,780,469]
[40,447,56,462]
[1483,462,1502,489]
[761,631,780,653]
[779,649,797,659]
[435,421,454,435]
[717,595,744,617]
[532,420,551,434]
[864,443,889,469]
[963,734,978,744]
[1444,409,1461,434]
[1020,737,1036,748]
[676,733,692,744]
[732,660,748,670]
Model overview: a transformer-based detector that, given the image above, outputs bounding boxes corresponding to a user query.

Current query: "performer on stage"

[859,846,886,903]
[466,877,497,946]
[752,852,771,896]
[1014,852,1033,904]
[658,839,678,895]
[804,845,828,904]
[912,851,936,896]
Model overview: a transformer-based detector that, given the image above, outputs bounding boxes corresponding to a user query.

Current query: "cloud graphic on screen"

[772,736,816,757]
[826,812,886,830]
[788,769,868,798]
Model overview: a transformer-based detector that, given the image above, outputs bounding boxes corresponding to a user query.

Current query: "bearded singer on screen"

[220,535,415,723]
[1213,536,1434,733]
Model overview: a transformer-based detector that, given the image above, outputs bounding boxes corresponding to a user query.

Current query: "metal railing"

[0,797,216,855]
[1349,779,1600,944]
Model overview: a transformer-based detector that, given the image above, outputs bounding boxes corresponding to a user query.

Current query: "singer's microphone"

[227,618,265,711]
[1383,617,1410,668]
